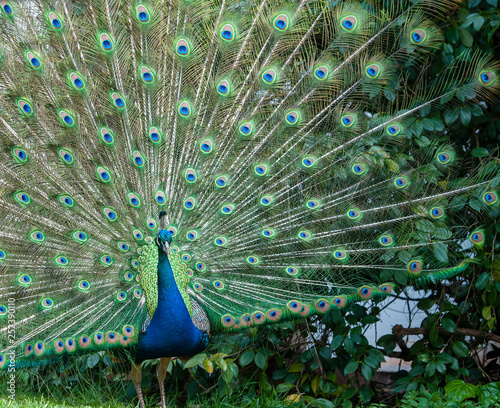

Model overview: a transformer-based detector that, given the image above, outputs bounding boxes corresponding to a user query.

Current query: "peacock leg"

[157,357,172,408]
[131,362,145,408]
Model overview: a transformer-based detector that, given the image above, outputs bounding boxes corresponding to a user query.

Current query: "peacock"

[0,0,498,406]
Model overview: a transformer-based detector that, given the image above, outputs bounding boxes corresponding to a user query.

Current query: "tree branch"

[392,324,500,344]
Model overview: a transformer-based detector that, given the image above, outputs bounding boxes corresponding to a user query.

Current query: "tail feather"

[0,0,499,369]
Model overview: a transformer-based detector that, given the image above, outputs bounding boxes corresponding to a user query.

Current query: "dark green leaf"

[441,318,457,333]
[254,351,267,370]
[475,272,491,290]
[344,360,359,375]
[444,379,476,402]
[239,350,255,367]
[87,354,99,369]
[452,341,469,358]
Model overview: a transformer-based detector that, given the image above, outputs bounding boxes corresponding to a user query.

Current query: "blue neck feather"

[136,247,206,362]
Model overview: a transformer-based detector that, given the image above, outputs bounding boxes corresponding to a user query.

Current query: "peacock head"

[156,211,172,256]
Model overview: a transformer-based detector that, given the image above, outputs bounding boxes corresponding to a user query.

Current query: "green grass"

[0,392,302,408]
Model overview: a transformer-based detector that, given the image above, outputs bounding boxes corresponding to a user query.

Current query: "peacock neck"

[157,249,177,293]
[136,246,207,362]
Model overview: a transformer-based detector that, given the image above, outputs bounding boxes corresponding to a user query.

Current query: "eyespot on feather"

[54,256,69,266]
[146,218,157,230]
[261,228,276,238]
[352,163,367,175]
[183,196,196,211]
[436,151,453,165]
[286,266,299,276]
[68,71,85,90]
[78,280,90,291]
[41,298,54,309]
[358,286,373,300]
[245,255,260,265]
[155,190,166,206]
[260,195,274,206]
[378,234,394,247]
[30,230,45,242]
[214,175,228,188]
[12,147,28,163]
[469,230,485,247]
[139,65,155,85]
[103,207,118,222]
[149,126,161,143]
[106,332,119,344]
[199,138,213,154]
[124,271,134,281]
[1,1,13,17]
[136,5,150,24]
[479,70,496,87]
[186,230,198,241]
[332,296,347,308]
[239,121,254,136]
[184,168,198,183]
[100,127,114,145]
[17,98,33,116]
[96,166,112,183]
[220,203,235,214]
[394,177,409,189]
[15,191,31,205]
[252,312,266,325]
[285,110,300,125]
[99,32,114,52]
[128,192,141,207]
[213,280,224,290]
[314,65,330,81]
[175,38,191,57]
[132,151,145,168]
[178,101,192,117]
[386,124,402,136]
[222,315,236,327]
[407,260,422,275]
[315,299,330,313]
[378,283,394,294]
[79,335,91,349]
[410,28,427,44]
[266,309,282,321]
[333,249,348,261]
[219,23,235,41]
[94,332,104,345]
[241,314,253,326]
[262,68,277,84]
[273,13,289,31]
[111,92,126,109]
[341,114,356,127]
[340,15,358,31]
[287,300,302,313]
[34,342,45,356]
[347,209,361,220]
[217,79,231,96]
[298,230,312,241]
[365,63,381,79]
[26,51,41,69]
[58,148,74,164]
[18,274,32,285]
[25,344,33,356]
[483,191,498,206]
[214,236,228,246]
[429,207,445,219]
[254,163,269,176]
[65,338,76,352]
[53,340,64,354]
